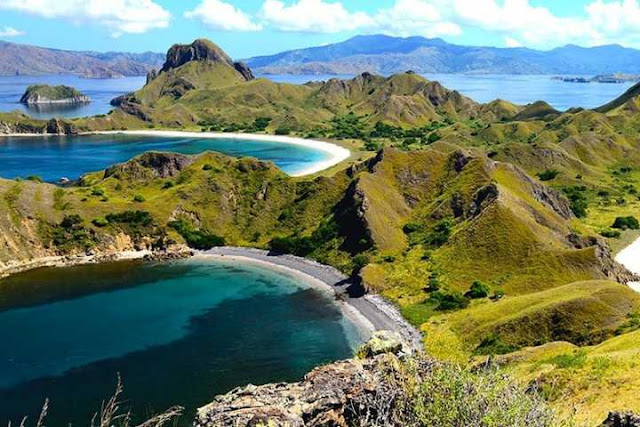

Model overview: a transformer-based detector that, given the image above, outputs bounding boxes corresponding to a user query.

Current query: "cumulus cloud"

[0,27,25,37]
[185,0,262,32]
[373,0,462,38]
[0,0,170,37]
[259,0,373,33]
[505,37,523,48]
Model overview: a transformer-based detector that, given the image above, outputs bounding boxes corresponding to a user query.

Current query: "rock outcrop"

[602,411,640,427]
[160,39,254,81]
[104,152,196,180]
[195,332,408,427]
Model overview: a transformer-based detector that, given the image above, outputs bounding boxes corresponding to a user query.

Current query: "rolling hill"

[246,34,640,76]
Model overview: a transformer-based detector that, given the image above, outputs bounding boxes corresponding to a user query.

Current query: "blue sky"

[0,0,638,58]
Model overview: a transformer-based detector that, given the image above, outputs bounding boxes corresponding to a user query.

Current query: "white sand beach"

[93,130,352,177]
[615,236,640,292]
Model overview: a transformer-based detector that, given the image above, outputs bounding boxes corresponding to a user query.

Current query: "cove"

[0,258,363,425]
[0,133,333,182]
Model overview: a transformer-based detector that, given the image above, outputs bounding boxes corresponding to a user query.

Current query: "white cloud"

[505,37,523,48]
[373,0,462,38]
[0,27,25,37]
[259,0,373,33]
[0,0,170,37]
[185,0,262,32]
[585,0,640,45]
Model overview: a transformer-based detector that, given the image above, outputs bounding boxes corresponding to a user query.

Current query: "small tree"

[466,280,490,299]
[613,216,640,230]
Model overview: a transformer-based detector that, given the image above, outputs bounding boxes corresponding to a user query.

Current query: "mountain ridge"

[246,34,640,75]
[0,40,164,77]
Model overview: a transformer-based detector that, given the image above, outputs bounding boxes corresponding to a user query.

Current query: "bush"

[202,163,214,171]
[474,334,519,356]
[466,280,490,299]
[563,186,588,218]
[133,194,145,203]
[432,291,470,311]
[427,131,442,144]
[169,219,225,250]
[613,216,640,230]
[26,175,43,183]
[162,181,175,189]
[91,187,105,197]
[600,229,621,238]
[537,169,560,181]
[91,217,109,228]
[106,210,153,226]
[275,127,291,135]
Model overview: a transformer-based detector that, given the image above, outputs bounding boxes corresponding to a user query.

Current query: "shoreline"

[201,247,423,351]
[0,130,351,177]
[0,246,423,351]
[615,236,640,293]
[95,130,351,177]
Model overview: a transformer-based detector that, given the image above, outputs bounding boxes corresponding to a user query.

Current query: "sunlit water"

[0,133,330,181]
[0,258,363,425]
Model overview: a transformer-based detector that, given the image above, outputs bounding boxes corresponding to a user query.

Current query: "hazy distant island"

[20,84,91,105]
[553,73,640,84]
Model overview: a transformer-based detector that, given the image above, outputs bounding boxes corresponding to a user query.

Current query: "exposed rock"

[568,233,639,284]
[46,118,77,135]
[104,152,195,180]
[357,330,404,358]
[110,93,134,107]
[451,150,472,173]
[602,411,640,427]
[160,39,254,81]
[146,69,159,84]
[195,334,410,427]
[469,184,499,217]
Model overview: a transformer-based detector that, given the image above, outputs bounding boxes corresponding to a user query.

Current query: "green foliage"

[404,218,453,248]
[545,350,588,369]
[202,163,214,171]
[269,220,341,257]
[162,181,175,189]
[466,280,490,299]
[330,112,366,139]
[133,194,145,203]
[91,187,105,197]
[91,217,109,228]
[274,127,291,135]
[26,175,43,183]
[612,216,640,230]
[427,131,442,144]
[537,170,560,181]
[432,290,470,311]
[562,186,588,218]
[168,219,225,250]
[600,229,621,238]
[40,214,96,252]
[253,117,271,131]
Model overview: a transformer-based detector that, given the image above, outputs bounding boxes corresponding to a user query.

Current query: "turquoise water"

[0,258,361,425]
[0,133,330,181]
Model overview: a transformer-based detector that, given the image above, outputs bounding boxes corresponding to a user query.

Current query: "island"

[20,84,91,105]
[553,73,640,84]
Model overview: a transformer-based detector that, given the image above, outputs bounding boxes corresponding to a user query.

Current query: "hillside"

[246,34,640,75]
[3,38,640,423]
[0,40,164,77]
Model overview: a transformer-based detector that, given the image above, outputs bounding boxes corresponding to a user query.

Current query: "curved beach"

[93,130,352,177]
[200,247,423,351]
[616,236,640,292]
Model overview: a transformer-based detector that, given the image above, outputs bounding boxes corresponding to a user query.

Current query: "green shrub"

[466,280,490,299]
[168,219,225,250]
[162,181,175,189]
[600,229,621,238]
[432,291,470,311]
[202,163,214,171]
[91,187,105,197]
[427,131,442,144]
[91,217,109,228]
[26,175,43,183]
[274,127,291,135]
[545,350,588,369]
[537,170,560,181]
[474,334,519,356]
[133,194,145,203]
[563,186,588,218]
[613,216,640,230]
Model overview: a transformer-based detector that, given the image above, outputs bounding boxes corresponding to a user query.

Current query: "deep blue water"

[0,133,330,181]
[0,75,145,119]
[0,258,361,425]
[264,73,635,111]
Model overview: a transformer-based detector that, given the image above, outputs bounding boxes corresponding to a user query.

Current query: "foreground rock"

[602,411,640,427]
[20,84,90,105]
[195,332,407,427]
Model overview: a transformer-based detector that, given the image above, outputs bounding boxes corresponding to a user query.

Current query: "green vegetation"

[20,84,88,103]
[613,215,640,230]
[168,219,225,250]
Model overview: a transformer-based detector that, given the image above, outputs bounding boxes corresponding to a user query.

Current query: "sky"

[0,0,639,58]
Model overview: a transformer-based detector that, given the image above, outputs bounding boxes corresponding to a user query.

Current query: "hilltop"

[0,40,163,77]
[246,34,640,76]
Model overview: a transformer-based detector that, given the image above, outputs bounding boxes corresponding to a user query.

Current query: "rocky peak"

[160,39,254,81]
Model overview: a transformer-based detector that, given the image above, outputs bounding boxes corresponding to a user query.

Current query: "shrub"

[563,186,588,218]
[162,181,175,189]
[427,131,442,144]
[474,334,519,355]
[26,175,43,183]
[253,117,271,131]
[275,127,291,135]
[600,229,621,238]
[169,219,225,250]
[432,291,470,311]
[91,217,109,228]
[466,280,490,299]
[106,210,153,226]
[133,194,145,203]
[202,163,214,171]
[613,216,640,230]
[537,169,560,181]
[91,187,105,197]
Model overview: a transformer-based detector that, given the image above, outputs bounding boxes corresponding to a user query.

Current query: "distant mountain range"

[246,34,640,76]
[0,41,164,77]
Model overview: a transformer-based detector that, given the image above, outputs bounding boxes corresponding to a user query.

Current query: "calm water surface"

[0,75,145,119]
[0,133,330,181]
[0,258,362,425]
